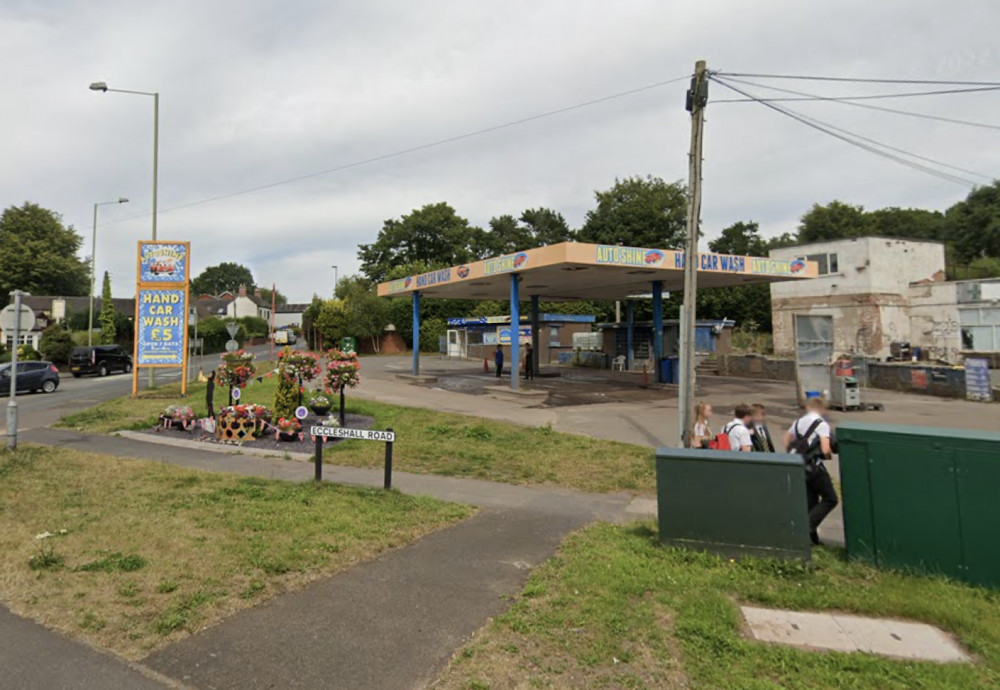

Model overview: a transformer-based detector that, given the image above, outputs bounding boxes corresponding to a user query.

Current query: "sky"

[2,0,998,302]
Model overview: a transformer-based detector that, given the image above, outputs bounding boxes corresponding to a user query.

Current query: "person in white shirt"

[784,397,837,546]
[723,404,753,451]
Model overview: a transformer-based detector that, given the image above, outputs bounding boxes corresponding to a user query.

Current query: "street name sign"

[310,426,396,443]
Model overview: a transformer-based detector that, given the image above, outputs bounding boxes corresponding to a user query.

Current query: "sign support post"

[383,427,394,490]
[4,290,28,450]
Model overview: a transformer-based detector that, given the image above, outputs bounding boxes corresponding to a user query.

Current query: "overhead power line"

[709,75,983,188]
[98,74,692,228]
[714,76,1000,132]
[713,85,1000,104]
[713,71,1000,87]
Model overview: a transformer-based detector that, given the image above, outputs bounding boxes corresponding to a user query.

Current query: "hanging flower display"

[277,348,321,382]
[216,350,257,388]
[323,349,361,393]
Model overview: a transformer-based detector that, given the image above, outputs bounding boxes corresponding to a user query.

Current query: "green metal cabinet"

[655,447,811,561]
[838,422,1000,588]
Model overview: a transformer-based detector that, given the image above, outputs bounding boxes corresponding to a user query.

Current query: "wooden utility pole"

[678,60,708,447]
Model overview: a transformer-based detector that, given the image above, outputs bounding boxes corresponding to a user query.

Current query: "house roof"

[13,296,135,317]
[276,303,310,313]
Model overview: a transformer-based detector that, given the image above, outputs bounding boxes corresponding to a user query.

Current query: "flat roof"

[376,242,816,301]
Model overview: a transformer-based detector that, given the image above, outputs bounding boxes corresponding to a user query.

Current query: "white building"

[768,237,1000,363]
[225,284,271,321]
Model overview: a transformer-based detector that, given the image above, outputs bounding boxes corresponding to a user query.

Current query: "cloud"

[1,0,998,301]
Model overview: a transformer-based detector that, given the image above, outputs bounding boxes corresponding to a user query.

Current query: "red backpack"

[708,431,731,450]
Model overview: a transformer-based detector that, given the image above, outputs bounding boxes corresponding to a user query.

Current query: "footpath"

[10,427,643,690]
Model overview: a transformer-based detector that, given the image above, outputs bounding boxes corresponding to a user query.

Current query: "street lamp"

[332,265,339,295]
[88,198,129,346]
[91,80,159,388]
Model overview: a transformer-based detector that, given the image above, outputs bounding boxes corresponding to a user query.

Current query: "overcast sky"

[2,0,998,301]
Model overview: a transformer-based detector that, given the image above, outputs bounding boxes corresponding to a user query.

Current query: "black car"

[69,345,133,377]
[0,361,60,395]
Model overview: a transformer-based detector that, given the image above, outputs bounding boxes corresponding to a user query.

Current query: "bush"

[39,324,73,364]
[239,316,269,339]
[16,345,41,361]
[196,318,247,354]
[273,372,299,420]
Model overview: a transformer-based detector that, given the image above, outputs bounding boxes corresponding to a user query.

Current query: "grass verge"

[57,374,655,495]
[0,445,471,660]
[436,523,1000,689]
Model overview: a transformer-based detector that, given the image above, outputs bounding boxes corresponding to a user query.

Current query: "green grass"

[57,373,656,495]
[0,445,471,660]
[436,523,1000,689]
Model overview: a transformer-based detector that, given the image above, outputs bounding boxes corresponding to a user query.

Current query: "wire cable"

[97,74,692,228]
[714,76,1000,132]
[709,76,981,187]
[713,71,1000,87]
[713,85,1000,104]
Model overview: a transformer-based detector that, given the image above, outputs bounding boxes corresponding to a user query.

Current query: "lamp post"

[88,198,129,347]
[332,265,339,295]
[91,80,159,388]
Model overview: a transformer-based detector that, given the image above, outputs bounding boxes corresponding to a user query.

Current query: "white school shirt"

[787,412,832,460]
[724,418,753,451]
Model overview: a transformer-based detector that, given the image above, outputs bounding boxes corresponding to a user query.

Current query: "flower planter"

[277,431,301,442]
[216,416,258,444]
[309,403,331,416]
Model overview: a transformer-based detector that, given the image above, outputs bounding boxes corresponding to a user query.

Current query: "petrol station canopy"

[376,241,817,301]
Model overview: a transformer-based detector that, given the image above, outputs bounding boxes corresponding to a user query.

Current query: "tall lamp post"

[332,265,339,295]
[88,198,129,346]
[91,80,159,388]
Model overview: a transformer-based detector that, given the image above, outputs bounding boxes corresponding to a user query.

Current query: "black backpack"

[787,418,823,470]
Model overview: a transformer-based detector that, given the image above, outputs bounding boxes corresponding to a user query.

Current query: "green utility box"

[655,447,811,561]
[340,336,357,353]
[838,422,1000,588]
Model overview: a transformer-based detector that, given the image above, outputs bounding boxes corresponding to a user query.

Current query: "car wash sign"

[133,241,191,396]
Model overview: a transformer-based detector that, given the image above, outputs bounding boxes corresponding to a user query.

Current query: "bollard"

[314,434,323,482]
[383,427,394,490]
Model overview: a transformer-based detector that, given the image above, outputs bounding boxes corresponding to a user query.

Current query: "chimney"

[238,284,247,298]
[254,287,262,298]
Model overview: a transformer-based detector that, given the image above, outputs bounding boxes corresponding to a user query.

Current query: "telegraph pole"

[678,60,708,447]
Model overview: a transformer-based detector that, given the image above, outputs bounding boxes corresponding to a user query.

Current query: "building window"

[802,252,839,276]
[960,307,1000,351]
[549,326,560,346]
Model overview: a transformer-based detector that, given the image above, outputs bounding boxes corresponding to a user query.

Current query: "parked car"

[0,361,60,395]
[272,329,297,345]
[69,345,133,377]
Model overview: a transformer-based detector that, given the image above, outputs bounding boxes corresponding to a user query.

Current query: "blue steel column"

[652,281,664,379]
[626,299,635,371]
[510,274,520,391]
[412,290,420,376]
[530,295,540,377]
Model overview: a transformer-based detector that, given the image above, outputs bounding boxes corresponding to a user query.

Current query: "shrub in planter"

[161,404,195,430]
[308,391,331,416]
[274,417,302,442]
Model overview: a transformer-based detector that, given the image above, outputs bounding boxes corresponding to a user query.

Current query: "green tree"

[797,201,867,243]
[191,262,255,296]
[314,299,349,346]
[0,202,89,299]
[39,323,73,365]
[99,272,117,345]
[258,287,287,306]
[334,277,391,353]
[946,180,1000,262]
[273,372,299,421]
[358,203,479,282]
[477,214,533,257]
[710,221,767,256]
[865,207,946,240]
[700,221,773,330]
[577,176,687,248]
[520,207,574,246]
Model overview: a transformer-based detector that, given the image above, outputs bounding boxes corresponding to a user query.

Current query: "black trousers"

[806,464,839,538]
[525,364,534,380]
[495,363,503,378]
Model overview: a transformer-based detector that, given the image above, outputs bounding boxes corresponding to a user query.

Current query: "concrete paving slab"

[833,613,971,663]
[742,606,971,663]
[742,606,857,653]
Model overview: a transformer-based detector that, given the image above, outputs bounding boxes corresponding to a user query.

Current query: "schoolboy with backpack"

[785,397,838,546]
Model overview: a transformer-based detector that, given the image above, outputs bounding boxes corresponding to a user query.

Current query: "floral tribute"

[323,349,361,393]
[217,350,257,388]
[274,416,302,441]
[161,404,195,430]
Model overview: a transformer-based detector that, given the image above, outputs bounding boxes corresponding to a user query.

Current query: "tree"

[99,271,116,345]
[475,214,534,257]
[191,262,255,296]
[520,207,574,246]
[709,221,767,256]
[258,286,287,306]
[0,202,89,299]
[334,277,391,353]
[797,201,867,243]
[865,207,945,240]
[577,176,687,248]
[358,203,479,282]
[39,323,73,364]
[314,299,349,346]
[701,221,774,331]
[946,180,1000,262]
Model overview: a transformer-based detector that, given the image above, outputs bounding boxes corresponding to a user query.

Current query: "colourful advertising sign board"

[138,242,189,283]
[484,252,529,275]
[136,288,186,365]
[965,358,992,402]
[751,257,808,276]
[498,326,531,345]
[595,245,666,267]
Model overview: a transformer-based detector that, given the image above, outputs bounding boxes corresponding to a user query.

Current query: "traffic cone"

[484,358,489,373]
